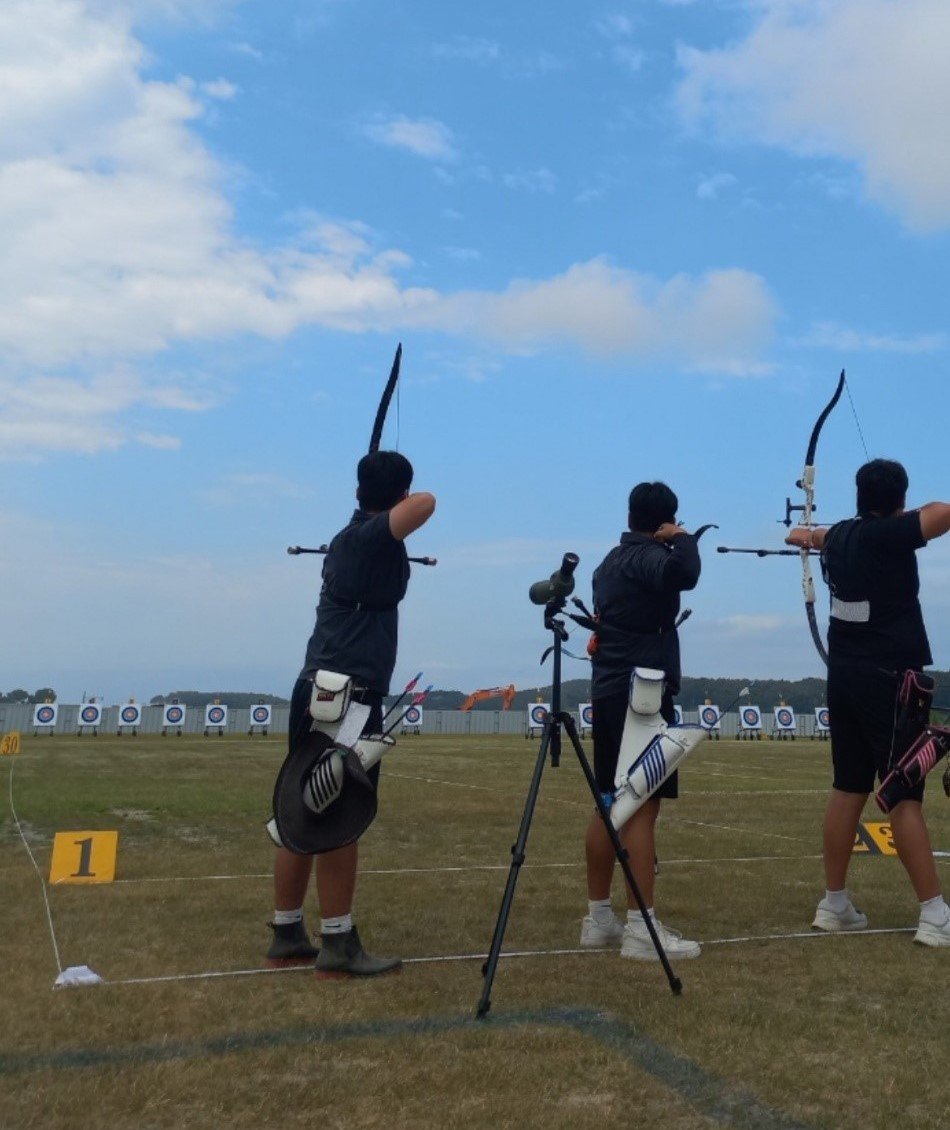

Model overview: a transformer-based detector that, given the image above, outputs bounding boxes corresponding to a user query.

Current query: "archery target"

[205,705,227,727]
[580,703,594,727]
[774,706,796,730]
[741,706,762,730]
[403,705,422,726]
[251,705,272,726]
[672,705,683,727]
[815,707,830,731]
[164,704,185,727]
[79,704,102,726]
[699,705,720,730]
[120,704,141,726]
[529,704,550,727]
[33,704,57,727]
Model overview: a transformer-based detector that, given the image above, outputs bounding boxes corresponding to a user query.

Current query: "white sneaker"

[914,906,950,947]
[620,917,701,961]
[579,914,625,948]
[811,897,868,932]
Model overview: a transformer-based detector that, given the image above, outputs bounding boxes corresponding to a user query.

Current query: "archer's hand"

[785,526,823,550]
[654,522,688,543]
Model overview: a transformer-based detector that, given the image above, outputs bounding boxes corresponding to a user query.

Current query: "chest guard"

[608,667,706,830]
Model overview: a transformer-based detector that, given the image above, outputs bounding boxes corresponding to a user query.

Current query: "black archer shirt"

[590,531,701,699]
[300,509,410,695]
[823,512,931,671]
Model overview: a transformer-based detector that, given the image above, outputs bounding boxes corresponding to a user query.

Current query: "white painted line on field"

[385,771,588,809]
[110,852,826,886]
[674,819,812,844]
[99,925,919,987]
[688,789,826,797]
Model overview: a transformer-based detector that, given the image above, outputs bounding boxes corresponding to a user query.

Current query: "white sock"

[627,907,655,926]
[321,913,353,935]
[588,898,614,925]
[824,889,850,913]
[273,907,303,926]
[919,895,949,925]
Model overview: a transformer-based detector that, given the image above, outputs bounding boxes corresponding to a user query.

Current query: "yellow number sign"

[862,821,897,856]
[0,731,21,756]
[49,831,119,884]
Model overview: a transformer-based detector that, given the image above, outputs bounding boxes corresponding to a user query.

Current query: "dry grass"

[1,731,948,1129]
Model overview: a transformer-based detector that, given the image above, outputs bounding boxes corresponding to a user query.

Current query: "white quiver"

[609,667,706,830]
[266,670,395,850]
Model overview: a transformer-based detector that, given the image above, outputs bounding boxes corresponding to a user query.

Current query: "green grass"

[1,732,948,1129]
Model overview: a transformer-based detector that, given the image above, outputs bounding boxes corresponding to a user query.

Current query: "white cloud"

[198,471,308,506]
[0,369,216,458]
[414,258,777,373]
[502,168,559,194]
[675,0,950,230]
[201,78,238,100]
[0,1,779,458]
[697,172,737,200]
[363,115,457,161]
[801,322,947,355]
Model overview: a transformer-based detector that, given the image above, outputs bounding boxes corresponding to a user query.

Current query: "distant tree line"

[411,670,950,714]
[149,691,290,708]
[0,688,57,703]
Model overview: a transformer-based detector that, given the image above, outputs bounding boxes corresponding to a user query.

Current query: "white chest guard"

[608,667,706,830]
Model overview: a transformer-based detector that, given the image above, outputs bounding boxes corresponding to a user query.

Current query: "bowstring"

[844,376,870,462]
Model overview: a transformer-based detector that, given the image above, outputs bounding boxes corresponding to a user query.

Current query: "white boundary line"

[100,926,918,988]
[110,853,825,885]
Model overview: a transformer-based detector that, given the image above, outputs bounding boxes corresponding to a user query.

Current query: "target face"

[530,705,549,726]
[580,704,594,726]
[35,705,55,725]
[165,705,184,725]
[742,707,761,727]
[206,706,226,725]
[120,705,141,724]
[252,706,271,724]
[672,706,683,726]
[404,706,422,725]
[700,706,720,728]
[776,707,794,728]
[80,705,101,724]
[816,707,830,729]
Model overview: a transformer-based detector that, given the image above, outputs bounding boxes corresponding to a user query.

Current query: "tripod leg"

[475,718,554,1019]
[562,713,683,995]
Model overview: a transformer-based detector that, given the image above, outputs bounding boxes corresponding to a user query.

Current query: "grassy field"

[1,730,948,1129]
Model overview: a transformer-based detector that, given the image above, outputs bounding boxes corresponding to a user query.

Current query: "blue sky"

[2,0,949,703]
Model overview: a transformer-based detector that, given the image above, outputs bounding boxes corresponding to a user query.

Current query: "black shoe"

[313,926,402,979]
[266,920,320,966]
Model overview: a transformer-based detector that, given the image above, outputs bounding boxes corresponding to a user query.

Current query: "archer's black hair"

[628,481,678,533]
[357,450,414,511]
[855,459,908,517]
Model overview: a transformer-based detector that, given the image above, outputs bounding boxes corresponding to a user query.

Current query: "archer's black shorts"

[289,677,383,789]
[826,664,924,799]
[592,690,679,800]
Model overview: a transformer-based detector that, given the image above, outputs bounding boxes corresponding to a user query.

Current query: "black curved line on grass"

[0,1007,811,1129]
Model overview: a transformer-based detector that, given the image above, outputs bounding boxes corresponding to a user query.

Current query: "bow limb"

[798,369,845,666]
[368,342,402,454]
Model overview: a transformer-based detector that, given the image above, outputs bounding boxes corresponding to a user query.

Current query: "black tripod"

[475,582,683,1020]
